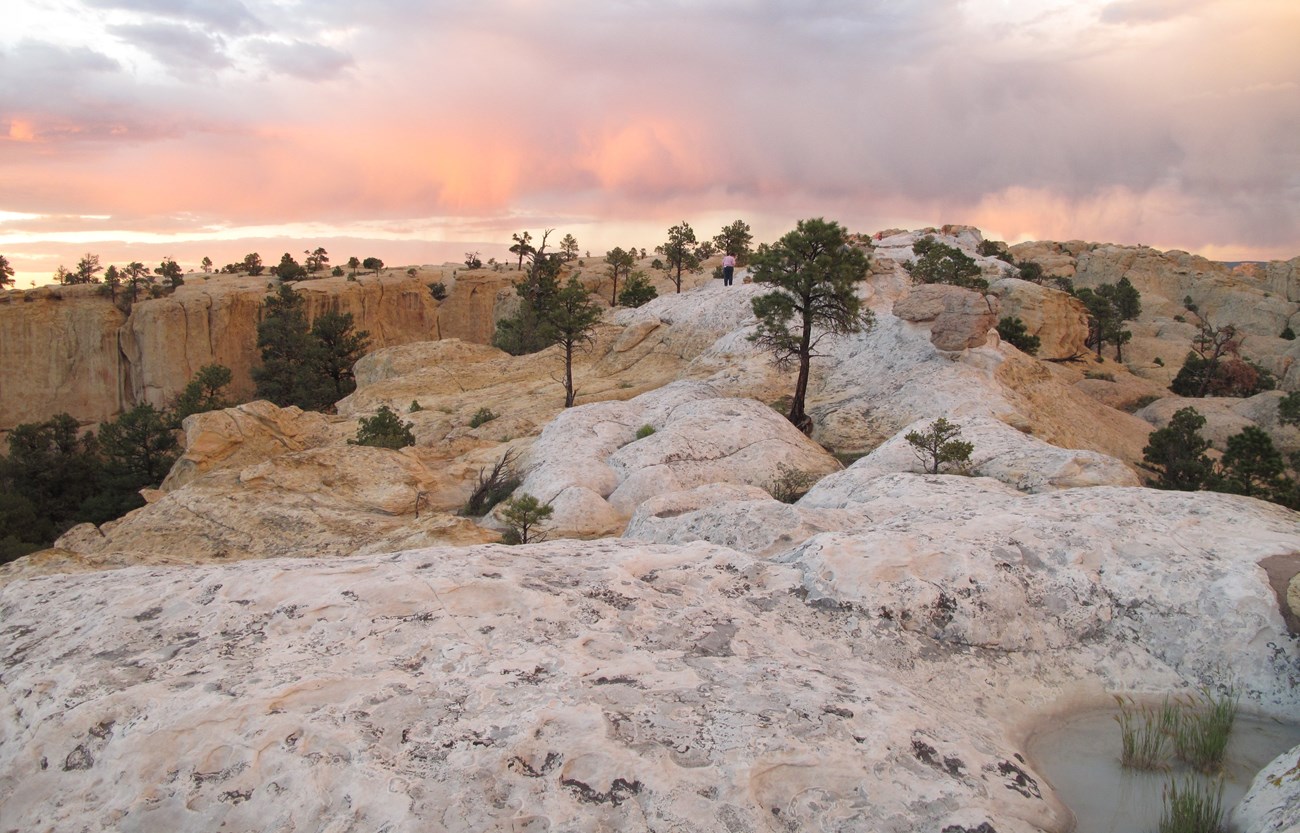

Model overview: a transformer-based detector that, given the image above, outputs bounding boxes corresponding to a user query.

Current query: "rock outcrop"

[989,277,1091,360]
[3,476,1297,832]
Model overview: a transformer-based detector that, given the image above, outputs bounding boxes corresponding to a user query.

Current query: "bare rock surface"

[843,416,1140,492]
[514,382,842,537]
[162,400,341,491]
[989,277,1090,360]
[893,284,1001,351]
[1232,743,1300,833]
[4,480,1299,832]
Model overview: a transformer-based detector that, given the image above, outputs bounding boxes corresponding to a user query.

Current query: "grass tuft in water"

[1172,685,1240,774]
[1114,695,1177,770]
[1158,775,1224,833]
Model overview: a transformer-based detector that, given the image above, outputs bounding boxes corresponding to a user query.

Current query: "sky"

[2,0,1298,286]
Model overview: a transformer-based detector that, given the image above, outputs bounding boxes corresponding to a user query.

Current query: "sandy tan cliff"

[0,268,522,432]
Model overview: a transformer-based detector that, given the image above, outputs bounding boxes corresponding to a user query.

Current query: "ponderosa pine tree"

[656,222,704,293]
[749,218,873,432]
[1142,407,1213,491]
[545,276,602,407]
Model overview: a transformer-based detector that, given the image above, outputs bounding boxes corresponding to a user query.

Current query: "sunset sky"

[2,0,1298,285]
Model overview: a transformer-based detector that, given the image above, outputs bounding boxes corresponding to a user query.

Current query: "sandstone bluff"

[1,227,1298,832]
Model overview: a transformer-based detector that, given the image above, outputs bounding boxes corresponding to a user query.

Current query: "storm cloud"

[1,0,1298,282]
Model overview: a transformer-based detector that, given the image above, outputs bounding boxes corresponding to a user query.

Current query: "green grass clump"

[1114,695,1177,770]
[469,407,497,428]
[1159,775,1224,833]
[635,424,655,440]
[1172,686,1239,773]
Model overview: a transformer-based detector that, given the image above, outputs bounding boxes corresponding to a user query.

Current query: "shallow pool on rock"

[1029,708,1300,833]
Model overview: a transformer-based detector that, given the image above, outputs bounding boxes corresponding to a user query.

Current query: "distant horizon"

[4,220,1293,290]
[4,0,1298,287]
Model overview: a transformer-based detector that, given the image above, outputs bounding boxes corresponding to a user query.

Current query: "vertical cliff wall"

[1,271,470,431]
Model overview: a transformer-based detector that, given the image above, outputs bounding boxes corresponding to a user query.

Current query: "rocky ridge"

[2,226,1299,832]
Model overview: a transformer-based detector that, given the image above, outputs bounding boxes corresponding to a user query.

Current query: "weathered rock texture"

[1,270,457,431]
[1232,743,1300,833]
[989,277,1091,360]
[3,479,1298,832]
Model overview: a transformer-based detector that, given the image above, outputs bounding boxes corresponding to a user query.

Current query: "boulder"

[513,382,842,537]
[162,400,340,491]
[1231,743,1300,833]
[989,277,1090,360]
[831,416,1140,492]
[893,285,1001,351]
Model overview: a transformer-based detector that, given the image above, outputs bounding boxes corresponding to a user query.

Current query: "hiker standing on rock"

[722,253,736,286]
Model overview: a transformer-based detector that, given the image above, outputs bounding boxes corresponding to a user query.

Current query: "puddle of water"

[1029,709,1300,833]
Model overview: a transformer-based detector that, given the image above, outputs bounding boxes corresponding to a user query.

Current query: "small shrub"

[766,463,818,504]
[331,266,344,276]
[347,274,358,282]
[351,405,415,449]
[635,424,655,440]
[469,407,497,428]
[1173,314,1186,323]
[462,449,520,517]
[409,401,422,413]
[1154,356,1164,366]
[905,417,974,475]
[1084,370,1116,382]
[499,492,553,545]
[1122,394,1162,414]
[428,281,447,301]
[1159,775,1224,833]
[1281,326,1296,340]
[996,316,1040,355]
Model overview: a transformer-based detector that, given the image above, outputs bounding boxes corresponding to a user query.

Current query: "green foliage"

[559,234,580,262]
[331,266,344,277]
[1279,391,1300,427]
[1017,260,1045,284]
[1143,407,1214,491]
[469,407,497,428]
[499,492,553,545]
[252,285,371,411]
[1281,326,1296,340]
[409,401,422,412]
[154,257,183,288]
[1170,352,1274,398]
[549,276,603,407]
[1213,426,1287,498]
[1171,686,1239,774]
[362,257,384,276]
[95,403,180,519]
[493,253,562,355]
[462,449,520,517]
[766,463,818,504]
[0,253,14,288]
[305,247,329,273]
[749,218,873,431]
[996,316,1040,355]
[310,311,371,408]
[904,417,974,475]
[272,252,307,281]
[617,270,657,308]
[713,219,754,266]
[1075,286,1133,361]
[656,221,705,293]
[604,247,636,305]
[0,414,105,560]
[1114,695,1177,770]
[171,364,233,427]
[906,237,987,291]
[509,230,535,270]
[1159,776,1224,833]
[351,405,415,449]
[635,424,655,440]
[243,252,264,276]
[428,281,447,301]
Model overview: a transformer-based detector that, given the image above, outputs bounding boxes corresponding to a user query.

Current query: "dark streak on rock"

[562,777,643,805]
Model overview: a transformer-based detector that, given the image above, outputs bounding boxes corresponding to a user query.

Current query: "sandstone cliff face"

[2,271,451,431]
[0,285,128,428]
